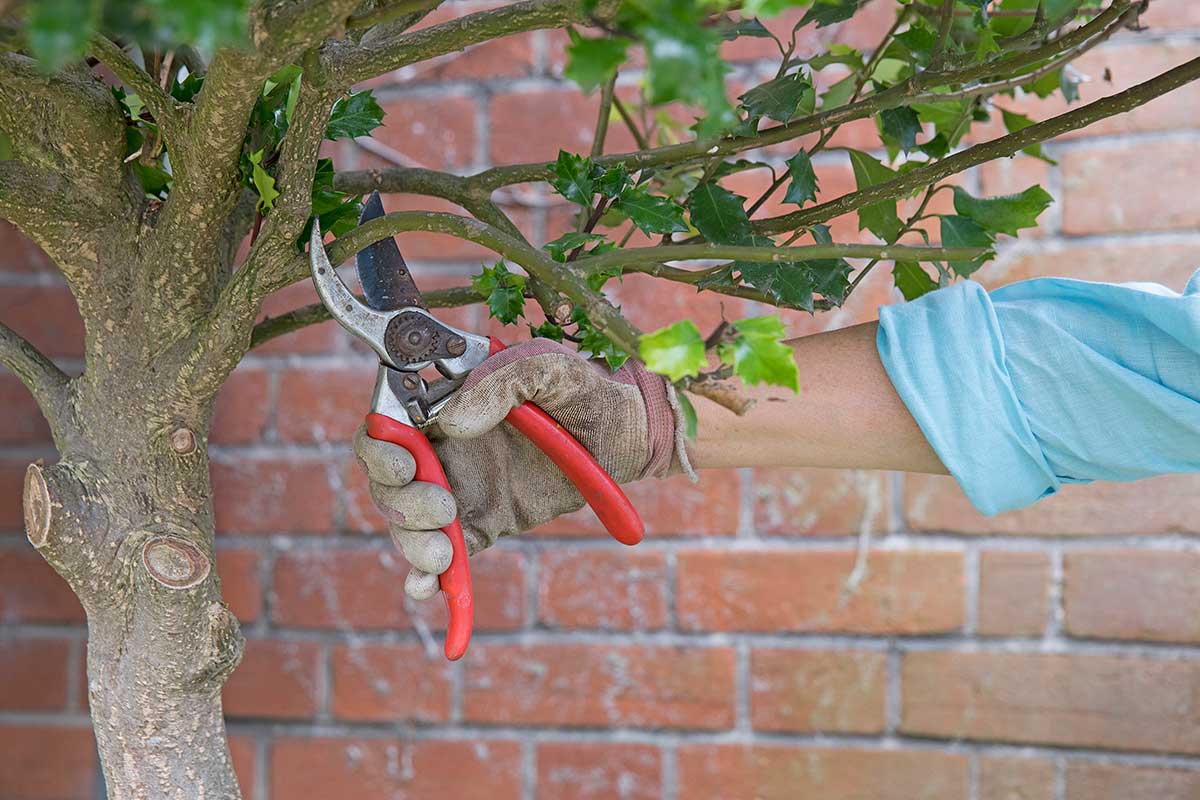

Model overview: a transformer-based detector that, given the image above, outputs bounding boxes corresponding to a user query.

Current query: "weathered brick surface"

[978,551,1050,637]
[6,6,1200,798]
[749,648,887,733]
[463,644,736,729]
[536,742,662,800]
[1065,550,1200,643]
[676,745,969,800]
[902,651,1200,754]
[676,550,964,633]
[979,756,1055,800]
[270,737,523,799]
[330,642,453,722]
[1066,762,1200,800]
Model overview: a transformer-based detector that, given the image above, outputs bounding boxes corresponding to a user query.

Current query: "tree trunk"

[24,387,245,798]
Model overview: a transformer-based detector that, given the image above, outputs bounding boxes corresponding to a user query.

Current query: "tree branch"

[87,34,182,141]
[327,0,612,85]
[575,242,990,275]
[755,55,1200,235]
[0,321,70,431]
[250,284,481,348]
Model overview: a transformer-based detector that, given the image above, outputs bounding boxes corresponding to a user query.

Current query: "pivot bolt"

[447,336,466,356]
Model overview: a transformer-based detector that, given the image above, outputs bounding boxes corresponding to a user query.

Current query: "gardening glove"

[353,339,693,600]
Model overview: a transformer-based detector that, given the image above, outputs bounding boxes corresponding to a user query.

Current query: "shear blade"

[357,192,425,311]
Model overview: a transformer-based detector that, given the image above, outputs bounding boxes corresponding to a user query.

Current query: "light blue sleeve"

[875,269,1200,515]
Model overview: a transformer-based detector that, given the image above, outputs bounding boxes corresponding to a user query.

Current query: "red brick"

[537,742,661,800]
[1062,140,1200,235]
[373,189,496,261]
[403,2,536,81]
[750,648,886,733]
[537,549,668,630]
[1066,762,1200,800]
[0,286,83,358]
[609,272,746,338]
[375,95,479,170]
[223,639,321,720]
[490,89,639,163]
[228,734,257,798]
[271,546,526,631]
[677,550,964,634]
[985,241,1200,289]
[906,473,1200,536]
[215,547,262,623]
[1142,0,1200,28]
[0,724,96,799]
[0,459,25,531]
[463,644,735,729]
[535,470,741,538]
[210,367,271,445]
[1065,550,1200,643]
[211,458,335,534]
[331,642,452,722]
[677,745,969,800]
[256,280,340,355]
[752,468,890,536]
[0,639,70,711]
[980,756,1055,800]
[978,551,1049,637]
[0,549,84,623]
[902,651,1200,754]
[0,221,55,274]
[0,374,51,444]
[271,737,523,800]
[275,365,376,444]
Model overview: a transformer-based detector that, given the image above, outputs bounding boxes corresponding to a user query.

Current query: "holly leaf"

[325,90,384,140]
[892,261,938,300]
[596,163,632,199]
[739,261,816,312]
[617,188,689,235]
[952,185,1053,237]
[27,0,97,69]
[940,215,995,277]
[472,260,526,324]
[1060,67,1082,103]
[170,72,205,103]
[544,231,608,262]
[247,149,279,212]
[783,150,819,206]
[574,309,628,369]
[642,21,735,136]
[739,72,815,123]
[847,150,902,241]
[718,316,799,391]
[675,391,698,439]
[718,18,773,40]
[551,151,595,206]
[530,321,565,342]
[639,320,706,382]
[880,106,922,154]
[565,30,629,93]
[800,0,868,29]
[688,183,752,245]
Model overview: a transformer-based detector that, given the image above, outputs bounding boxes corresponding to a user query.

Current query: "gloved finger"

[389,527,453,575]
[439,343,591,439]
[463,527,491,556]
[354,425,417,486]
[369,480,457,530]
[405,568,439,601]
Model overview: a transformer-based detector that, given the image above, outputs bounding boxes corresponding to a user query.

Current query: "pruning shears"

[309,192,644,660]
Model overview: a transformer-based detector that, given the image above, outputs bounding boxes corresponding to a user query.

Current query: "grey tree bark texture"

[1,1,1197,797]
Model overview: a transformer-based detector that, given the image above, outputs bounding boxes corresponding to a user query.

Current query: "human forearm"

[685,321,947,474]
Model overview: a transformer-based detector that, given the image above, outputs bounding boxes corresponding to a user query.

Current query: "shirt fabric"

[875,269,1200,515]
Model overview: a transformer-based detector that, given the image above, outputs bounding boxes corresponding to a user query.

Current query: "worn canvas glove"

[353,339,692,600]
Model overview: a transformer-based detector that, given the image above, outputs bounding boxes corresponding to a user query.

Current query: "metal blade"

[356,191,425,311]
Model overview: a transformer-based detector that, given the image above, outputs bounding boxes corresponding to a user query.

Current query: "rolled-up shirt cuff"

[876,281,1059,515]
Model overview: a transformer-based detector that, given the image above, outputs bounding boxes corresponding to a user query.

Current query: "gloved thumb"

[438,341,590,439]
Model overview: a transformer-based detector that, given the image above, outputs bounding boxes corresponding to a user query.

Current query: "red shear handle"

[365,412,473,661]
[489,337,644,546]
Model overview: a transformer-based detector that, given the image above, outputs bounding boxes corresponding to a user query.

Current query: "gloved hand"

[353,339,690,600]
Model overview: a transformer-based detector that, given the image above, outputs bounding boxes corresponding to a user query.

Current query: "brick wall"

[3,2,1200,798]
